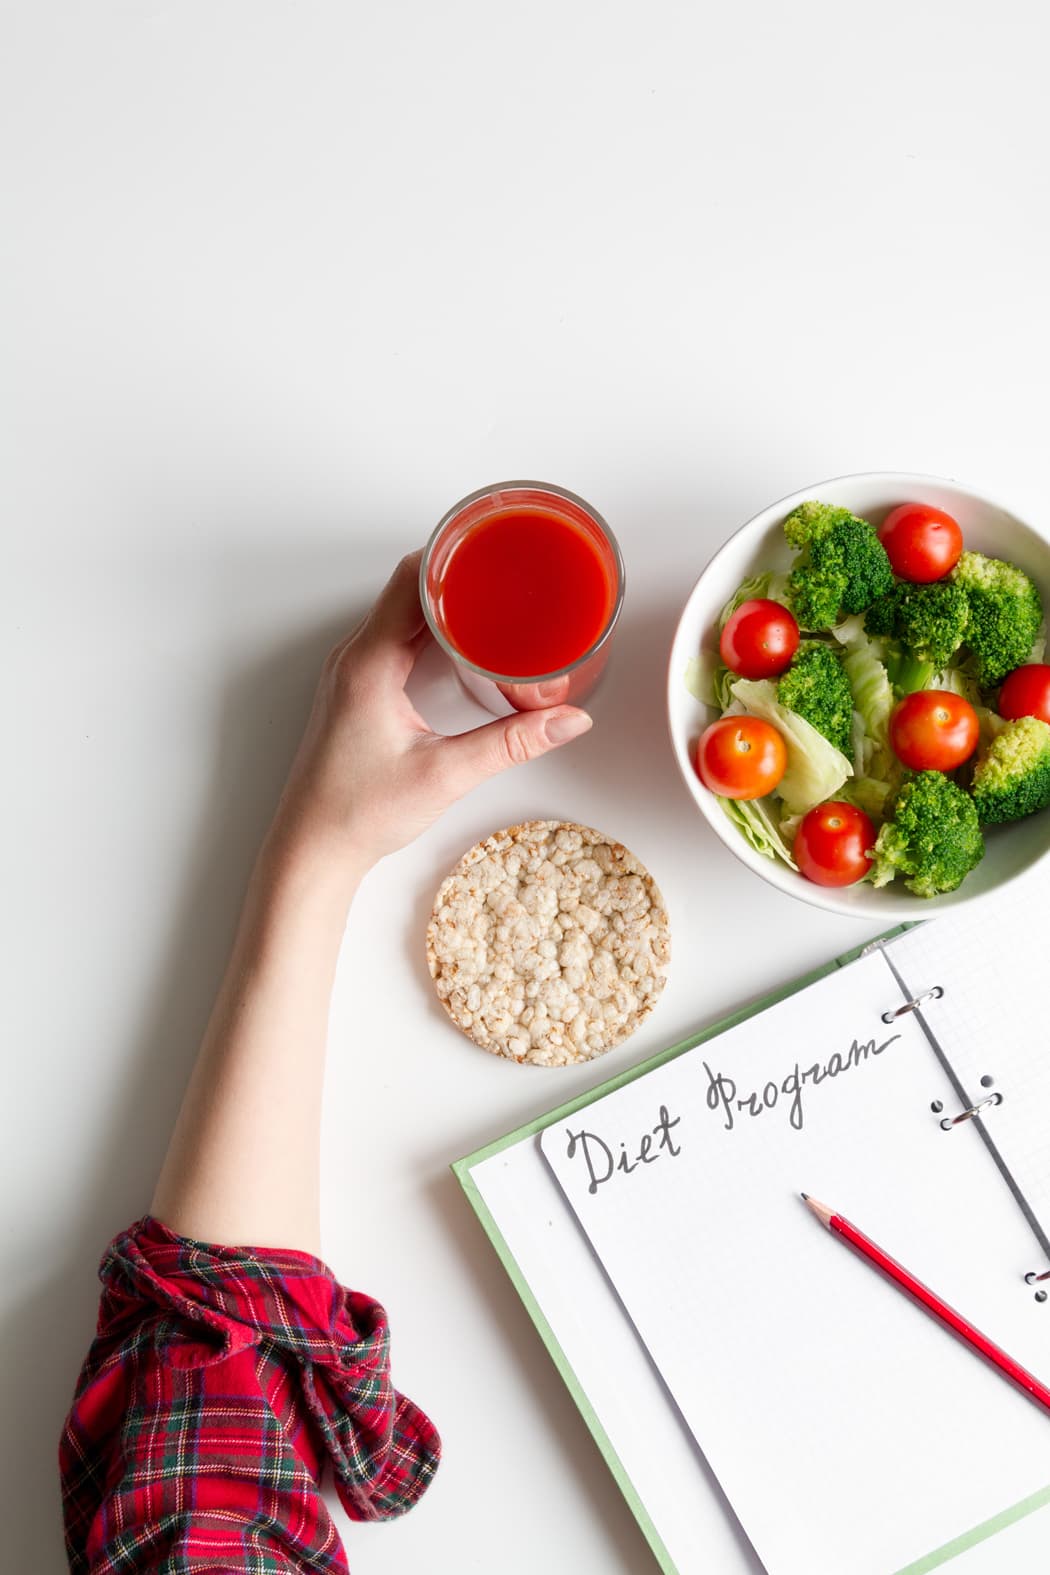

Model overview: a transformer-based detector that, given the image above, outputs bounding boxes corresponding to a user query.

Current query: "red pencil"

[801,1193,1050,1417]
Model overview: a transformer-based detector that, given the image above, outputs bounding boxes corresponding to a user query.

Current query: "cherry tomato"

[998,663,1050,725]
[720,599,800,679]
[794,801,876,887]
[877,502,963,582]
[889,690,979,771]
[695,716,787,799]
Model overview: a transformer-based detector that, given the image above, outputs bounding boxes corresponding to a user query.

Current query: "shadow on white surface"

[2,602,364,1572]
[6,572,727,1573]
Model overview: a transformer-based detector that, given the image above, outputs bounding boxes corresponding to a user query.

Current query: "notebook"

[454,876,1050,1575]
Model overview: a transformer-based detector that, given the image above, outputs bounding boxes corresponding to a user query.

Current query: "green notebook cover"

[451,924,1050,1575]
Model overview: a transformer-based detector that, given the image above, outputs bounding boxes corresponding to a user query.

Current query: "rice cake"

[426,819,670,1066]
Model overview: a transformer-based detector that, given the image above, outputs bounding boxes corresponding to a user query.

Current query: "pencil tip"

[802,1194,834,1228]
[800,1191,809,1201]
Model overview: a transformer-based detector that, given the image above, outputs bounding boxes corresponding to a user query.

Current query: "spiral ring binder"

[881,985,943,1024]
[939,1092,1003,1131]
[879,968,1047,1302]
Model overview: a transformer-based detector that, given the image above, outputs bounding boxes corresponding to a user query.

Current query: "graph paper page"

[540,950,1050,1575]
[889,874,1050,1254]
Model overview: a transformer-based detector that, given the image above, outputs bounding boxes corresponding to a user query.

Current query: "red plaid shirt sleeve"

[59,1216,441,1573]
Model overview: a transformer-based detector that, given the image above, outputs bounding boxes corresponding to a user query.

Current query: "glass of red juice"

[420,481,624,715]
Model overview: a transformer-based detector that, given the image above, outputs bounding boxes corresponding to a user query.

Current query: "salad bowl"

[667,472,1050,918]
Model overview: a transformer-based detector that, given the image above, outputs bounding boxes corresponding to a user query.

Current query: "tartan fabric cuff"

[100,1217,390,1372]
[97,1217,442,1519]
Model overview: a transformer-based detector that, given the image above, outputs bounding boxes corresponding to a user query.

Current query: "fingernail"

[545,709,593,744]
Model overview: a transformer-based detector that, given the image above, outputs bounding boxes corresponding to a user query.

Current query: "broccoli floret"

[776,641,854,756]
[970,716,1050,823]
[862,591,899,640]
[864,581,970,668]
[870,770,984,898]
[951,551,1043,687]
[783,501,895,630]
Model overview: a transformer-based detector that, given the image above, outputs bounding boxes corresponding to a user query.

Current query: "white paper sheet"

[889,876,1050,1253]
[470,1141,763,1575]
[539,951,1050,1575]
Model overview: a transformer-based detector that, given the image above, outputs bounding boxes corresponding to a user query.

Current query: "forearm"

[151,819,366,1255]
[148,550,589,1258]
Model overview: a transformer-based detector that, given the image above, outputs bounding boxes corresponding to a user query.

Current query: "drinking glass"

[419,480,625,715]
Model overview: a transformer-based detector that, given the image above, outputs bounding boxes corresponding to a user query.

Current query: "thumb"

[438,706,593,795]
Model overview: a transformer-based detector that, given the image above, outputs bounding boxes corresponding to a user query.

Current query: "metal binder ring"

[939,1092,1003,1130]
[1024,1269,1050,1284]
[882,986,944,1023]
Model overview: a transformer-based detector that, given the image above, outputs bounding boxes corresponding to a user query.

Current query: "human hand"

[270,551,593,877]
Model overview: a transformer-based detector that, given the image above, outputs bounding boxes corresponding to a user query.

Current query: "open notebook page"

[540,950,1050,1575]
[887,874,1050,1258]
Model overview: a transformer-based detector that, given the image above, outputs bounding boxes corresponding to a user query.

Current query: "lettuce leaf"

[841,644,894,777]
[842,644,893,746]
[730,677,853,814]
[685,650,736,710]
[829,613,872,649]
[840,775,895,821]
[718,795,798,870]
[931,663,983,707]
[684,653,711,704]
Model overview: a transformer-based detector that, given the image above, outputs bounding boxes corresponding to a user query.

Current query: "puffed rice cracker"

[426,819,671,1066]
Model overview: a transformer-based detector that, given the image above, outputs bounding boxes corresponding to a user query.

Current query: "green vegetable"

[883,648,938,696]
[686,651,738,712]
[841,641,894,774]
[970,716,1050,824]
[776,642,854,756]
[684,653,707,703]
[829,613,872,648]
[862,591,897,641]
[693,505,1047,901]
[718,570,790,632]
[687,651,715,704]
[864,581,970,669]
[951,551,1043,687]
[730,676,853,814]
[829,615,895,775]
[932,663,983,708]
[869,771,984,898]
[782,501,894,630]
[831,616,891,671]
[778,808,805,845]
[840,775,895,821]
[973,704,1009,753]
[718,796,798,870]
[714,668,736,711]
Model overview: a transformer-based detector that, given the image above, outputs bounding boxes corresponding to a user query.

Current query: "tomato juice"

[438,507,617,678]
[421,484,623,713]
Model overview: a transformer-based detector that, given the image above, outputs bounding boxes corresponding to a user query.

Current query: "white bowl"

[667,472,1050,919]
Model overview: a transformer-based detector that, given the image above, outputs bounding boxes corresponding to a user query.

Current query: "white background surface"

[4,3,1050,1572]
